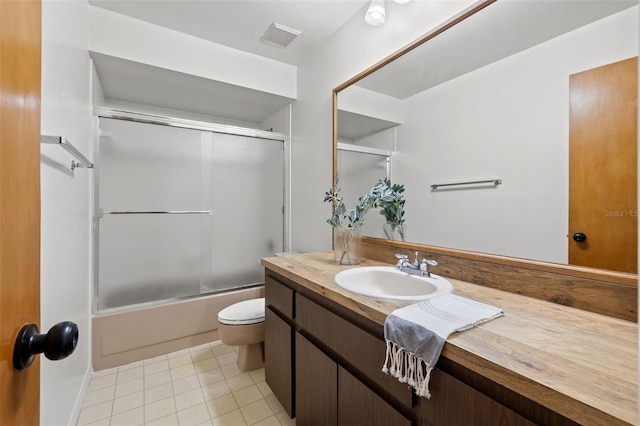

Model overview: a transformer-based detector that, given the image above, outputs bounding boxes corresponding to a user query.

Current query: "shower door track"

[93,107,288,142]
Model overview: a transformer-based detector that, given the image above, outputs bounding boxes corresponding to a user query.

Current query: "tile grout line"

[78,341,293,426]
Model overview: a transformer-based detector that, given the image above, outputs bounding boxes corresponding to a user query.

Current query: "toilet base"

[218,321,265,371]
[237,342,264,371]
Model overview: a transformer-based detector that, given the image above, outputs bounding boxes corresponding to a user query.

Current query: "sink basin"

[334,266,453,300]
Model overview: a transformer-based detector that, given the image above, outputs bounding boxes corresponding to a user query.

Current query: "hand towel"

[382,293,503,398]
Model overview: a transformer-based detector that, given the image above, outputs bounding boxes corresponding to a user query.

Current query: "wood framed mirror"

[332,0,637,289]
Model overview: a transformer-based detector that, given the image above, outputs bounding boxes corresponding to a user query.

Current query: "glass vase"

[334,226,361,265]
[383,222,406,242]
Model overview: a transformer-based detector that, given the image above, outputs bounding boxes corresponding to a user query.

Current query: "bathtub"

[92,286,264,370]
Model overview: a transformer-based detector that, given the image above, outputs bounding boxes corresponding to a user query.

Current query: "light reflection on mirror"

[335,0,638,273]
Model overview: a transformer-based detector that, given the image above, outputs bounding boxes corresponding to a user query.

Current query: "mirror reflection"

[336,0,638,273]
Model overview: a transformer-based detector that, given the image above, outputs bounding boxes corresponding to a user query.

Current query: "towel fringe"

[382,340,433,399]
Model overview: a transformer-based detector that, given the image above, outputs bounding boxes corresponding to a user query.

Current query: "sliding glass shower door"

[96,117,284,312]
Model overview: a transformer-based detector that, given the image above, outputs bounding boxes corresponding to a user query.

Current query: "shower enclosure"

[94,115,285,312]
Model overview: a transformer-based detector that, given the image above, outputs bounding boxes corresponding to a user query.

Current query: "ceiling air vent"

[260,23,301,48]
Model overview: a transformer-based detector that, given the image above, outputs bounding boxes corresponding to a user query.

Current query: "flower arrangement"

[323,178,406,263]
[323,183,375,230]
[324,178,405,228]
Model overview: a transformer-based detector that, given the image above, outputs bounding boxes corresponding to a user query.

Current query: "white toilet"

[217,297,265,371]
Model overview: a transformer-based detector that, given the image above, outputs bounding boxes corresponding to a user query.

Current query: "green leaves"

[323,178,406,229]
[324,184,346,227]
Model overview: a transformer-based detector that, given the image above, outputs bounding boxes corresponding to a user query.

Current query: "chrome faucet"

[395,251,438,277]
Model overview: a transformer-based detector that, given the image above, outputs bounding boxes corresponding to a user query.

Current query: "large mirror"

[334,0,638,275]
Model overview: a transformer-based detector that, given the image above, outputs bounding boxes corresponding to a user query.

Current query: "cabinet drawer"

[296,293,413,411]
[265,275,294,319]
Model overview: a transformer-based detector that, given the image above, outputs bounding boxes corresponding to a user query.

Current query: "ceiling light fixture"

[365,0,411,26]
[365,0,386,26]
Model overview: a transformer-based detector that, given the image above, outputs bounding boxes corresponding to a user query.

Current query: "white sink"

[334,266,453,301]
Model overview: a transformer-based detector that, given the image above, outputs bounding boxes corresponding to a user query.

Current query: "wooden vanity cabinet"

[264,268,576,426]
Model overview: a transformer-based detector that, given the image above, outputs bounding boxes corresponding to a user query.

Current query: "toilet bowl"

[217,297,265,371]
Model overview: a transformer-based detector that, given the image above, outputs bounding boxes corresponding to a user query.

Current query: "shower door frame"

[91,107,291,314]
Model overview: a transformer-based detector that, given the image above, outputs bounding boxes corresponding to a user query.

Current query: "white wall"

[338,85,406,124]
[88,6,296,99]
[396,7,637,263]
[40,1,93,425]
[290,1,475,252]
[261,104,292,136]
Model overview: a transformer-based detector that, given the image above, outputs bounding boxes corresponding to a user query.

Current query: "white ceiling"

[89,0,369,66]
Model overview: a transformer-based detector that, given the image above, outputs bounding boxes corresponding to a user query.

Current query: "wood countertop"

[261,252,638,426]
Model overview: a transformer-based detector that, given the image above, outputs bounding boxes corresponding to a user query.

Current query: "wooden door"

[0,0,42,424]
[569,57,637,273]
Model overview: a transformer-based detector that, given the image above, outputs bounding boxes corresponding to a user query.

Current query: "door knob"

[13,321,79,371]
[572,232,587,242]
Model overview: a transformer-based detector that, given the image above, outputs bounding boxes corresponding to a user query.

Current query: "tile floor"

[77,341,296,426]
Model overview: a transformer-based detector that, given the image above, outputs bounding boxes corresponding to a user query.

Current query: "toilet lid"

[218,298,265,325]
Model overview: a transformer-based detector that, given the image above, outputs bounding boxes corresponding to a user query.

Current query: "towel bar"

[430,178,502,190]
[41,135,93,170]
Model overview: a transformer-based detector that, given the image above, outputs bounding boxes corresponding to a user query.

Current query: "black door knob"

[13,321,79,371]
[572,232,587,242]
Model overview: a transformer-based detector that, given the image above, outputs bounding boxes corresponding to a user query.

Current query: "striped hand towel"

[382,293,503,398]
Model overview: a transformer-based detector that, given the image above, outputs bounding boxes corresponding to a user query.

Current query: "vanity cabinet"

[265,268,579,426]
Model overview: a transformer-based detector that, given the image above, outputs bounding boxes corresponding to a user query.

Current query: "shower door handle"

[13,321,79,370]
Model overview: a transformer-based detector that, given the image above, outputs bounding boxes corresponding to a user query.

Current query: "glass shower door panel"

[98,118,210,211]
[97,118,213,310]
[210,134,284,291]
[337,150,389,238]
[98,215,207,310]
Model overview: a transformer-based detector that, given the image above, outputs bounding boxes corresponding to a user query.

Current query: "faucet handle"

[419,258,438,277]
[394,253,409,267]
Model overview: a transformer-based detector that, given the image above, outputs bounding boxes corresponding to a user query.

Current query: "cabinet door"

[415,369,537,426]
[265,308,294,417]
[338,367,411,426]
[296,333,338,426]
